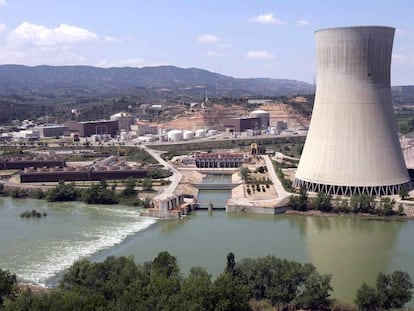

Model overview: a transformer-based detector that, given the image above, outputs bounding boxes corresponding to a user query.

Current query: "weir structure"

[294,26,410,196]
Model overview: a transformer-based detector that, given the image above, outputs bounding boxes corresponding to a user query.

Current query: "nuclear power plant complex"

[294,26,411,196]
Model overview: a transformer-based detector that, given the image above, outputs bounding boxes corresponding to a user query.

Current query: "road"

[142,146,182,200]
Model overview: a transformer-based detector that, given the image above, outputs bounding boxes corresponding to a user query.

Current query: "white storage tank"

[250,109,270,129]
[167,130,183,142]
[183,130,194,140]
[195,129,206,138]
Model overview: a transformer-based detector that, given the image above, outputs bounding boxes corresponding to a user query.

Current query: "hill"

[0,65,314,98]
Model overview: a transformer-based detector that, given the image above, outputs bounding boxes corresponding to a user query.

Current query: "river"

[0,184,413,305]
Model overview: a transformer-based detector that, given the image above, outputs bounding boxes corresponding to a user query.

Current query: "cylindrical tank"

[208,129,218,136]
[183,130,194,140]
[167,130,183,142]
[294,26,410,196]
[195,129,206,138]
[250,109,270,129]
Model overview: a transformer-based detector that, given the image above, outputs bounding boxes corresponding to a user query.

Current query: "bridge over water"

[191,183,241,190]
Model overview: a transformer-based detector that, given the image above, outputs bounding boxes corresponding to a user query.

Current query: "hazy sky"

[0,0,414,85]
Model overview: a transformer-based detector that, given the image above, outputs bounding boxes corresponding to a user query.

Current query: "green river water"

[0,176,413,305]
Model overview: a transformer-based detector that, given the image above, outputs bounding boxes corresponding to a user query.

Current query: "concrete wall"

[294,26,410,195]
[20,169,148,183]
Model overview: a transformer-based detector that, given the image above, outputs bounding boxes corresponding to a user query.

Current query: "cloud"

[97,57,145,68]
[206,51,222,57]
[6,22,98,48]
[248,13,286,25]
[103,36,122,43]
[298,20,310,26]
[246,50,274,60]
[197,34,219,44]
[0,0,7,7]
[0,24,6,33]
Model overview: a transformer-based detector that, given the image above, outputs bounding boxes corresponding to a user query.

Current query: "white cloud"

[248,13,286,25]
[103,36,122,43]
[6,22,98,48]
[206,51,222,57]
[246,50,274,60]
[97,58,145,68]
[0,0,7,7]
[197,34,219,44]
[0,24,6,33]
[298,20,310,26]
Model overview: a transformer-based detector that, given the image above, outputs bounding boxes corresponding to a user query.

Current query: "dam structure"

[294,26,410,196]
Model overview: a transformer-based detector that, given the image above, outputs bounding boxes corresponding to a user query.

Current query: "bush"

[46,181,78,202]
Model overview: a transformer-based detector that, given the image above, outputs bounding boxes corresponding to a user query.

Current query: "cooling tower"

[294,26,410,196]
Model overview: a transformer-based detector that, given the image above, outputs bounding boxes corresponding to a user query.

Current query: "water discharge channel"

[0,176,413,305]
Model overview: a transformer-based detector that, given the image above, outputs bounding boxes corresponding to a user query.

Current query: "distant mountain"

[0,65,315,98]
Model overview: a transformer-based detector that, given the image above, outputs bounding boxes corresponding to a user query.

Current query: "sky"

[0,0,414,85]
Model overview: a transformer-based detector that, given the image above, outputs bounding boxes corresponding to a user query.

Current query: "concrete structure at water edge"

[294,26,410,196]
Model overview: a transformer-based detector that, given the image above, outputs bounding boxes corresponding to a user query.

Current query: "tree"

[376,271,413,309]
[350,194,375,213]
[355,282,379,311]
[399,186,409,200]
[46,181,78,202]
[296,272,332,310]
[141,178,153,192]
[146,251,181,311]
[212,272,249,311]
[0,269,17,305]
[310,192,332,212]
[81,183,118,204]
[180,267,214,311]
[239,167,250,181]
[377,198,395,216]
[122,177,136,196]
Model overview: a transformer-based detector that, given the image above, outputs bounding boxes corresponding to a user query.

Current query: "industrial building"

[222,117,261,133]
[195,153,244,168]
[65,120,119,137]
[249,110,270,129]
[34,124,68,138]
[110,112,135,131]
[294,26,410,196]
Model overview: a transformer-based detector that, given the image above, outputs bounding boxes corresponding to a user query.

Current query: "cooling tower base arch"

[293,178,411,196]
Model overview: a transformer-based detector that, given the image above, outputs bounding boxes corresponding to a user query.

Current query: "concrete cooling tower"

[294,26,410,196]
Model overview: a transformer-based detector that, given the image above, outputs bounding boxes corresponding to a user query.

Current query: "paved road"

[262,155,291,207]
[142,146,182,200]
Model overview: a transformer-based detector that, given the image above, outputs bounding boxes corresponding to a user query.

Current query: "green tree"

[310,192,332,212]
[239,167,250,181]
[0,269,17,305]
[377,198,395,216]
[141,178,153,192]
[122,177,136,196]
[399,186,409,200]
[350,194,375,213]
[355,282,379,311]
[81,183,118,204]
[212,272,249,311]
[145,252,181,311]
[180,267,214,311]
[377,271,413,310]
[46,181,78,202]
[297,272,332,310]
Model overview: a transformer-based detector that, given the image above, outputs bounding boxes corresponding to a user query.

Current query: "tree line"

[289,187,406,216]
[0,252,411,311]
[44,179,153,207]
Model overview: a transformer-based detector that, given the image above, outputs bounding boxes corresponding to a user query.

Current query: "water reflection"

[302,216,405,303]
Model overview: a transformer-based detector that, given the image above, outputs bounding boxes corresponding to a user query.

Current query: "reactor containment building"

[294,26,410,196]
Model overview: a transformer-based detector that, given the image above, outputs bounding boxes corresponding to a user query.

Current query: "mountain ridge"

[0,64,315,98]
